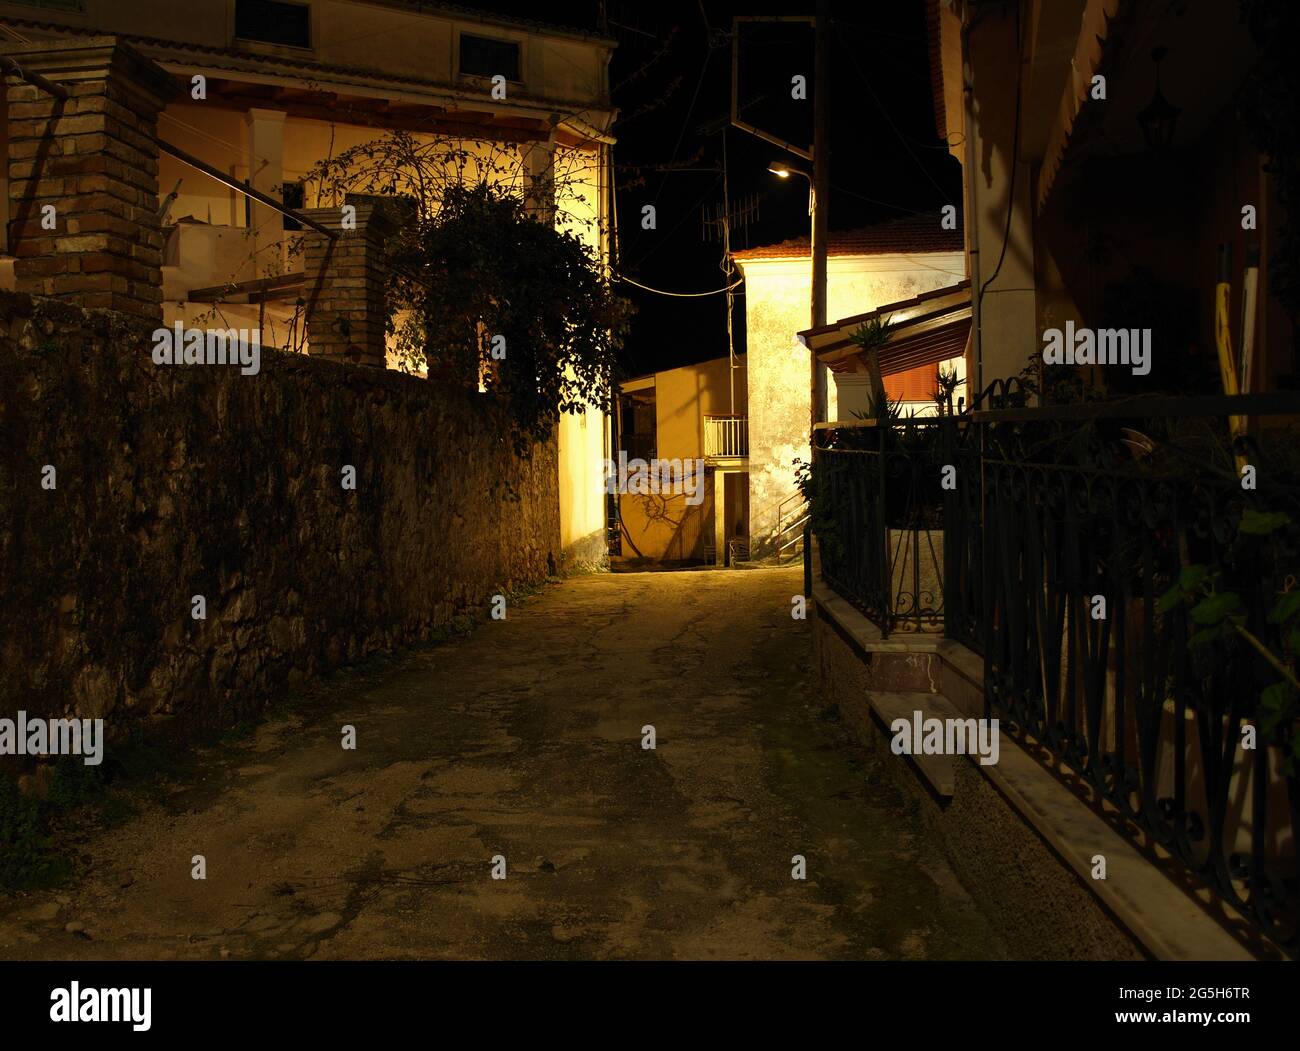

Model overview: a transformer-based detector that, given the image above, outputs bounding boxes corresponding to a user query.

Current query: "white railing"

[704,415,748,458]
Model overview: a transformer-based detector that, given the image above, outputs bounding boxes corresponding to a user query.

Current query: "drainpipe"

[960,2,983,401]
[953,0,992,701]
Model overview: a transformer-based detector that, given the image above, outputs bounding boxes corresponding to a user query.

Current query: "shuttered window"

[884,362,939,403]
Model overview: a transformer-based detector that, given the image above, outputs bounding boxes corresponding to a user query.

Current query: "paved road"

[0,568,1003,960]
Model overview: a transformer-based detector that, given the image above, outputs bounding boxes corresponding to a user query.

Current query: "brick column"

[300,197,393,368]
[2,37,177,321]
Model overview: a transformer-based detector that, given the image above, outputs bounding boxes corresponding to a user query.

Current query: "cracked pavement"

[0,567,1003,960]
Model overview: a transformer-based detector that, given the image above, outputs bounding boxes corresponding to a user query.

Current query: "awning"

[1036,0,1130,212]
[799,281,971,377]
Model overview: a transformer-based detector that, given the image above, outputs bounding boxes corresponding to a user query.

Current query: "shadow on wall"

[620,490,710,561]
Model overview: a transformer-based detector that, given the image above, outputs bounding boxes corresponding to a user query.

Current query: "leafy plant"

[0,775,72,889]
[795,455,837,565]
[848,314,892,422]
[932,364,962,417]
[1159,509,1300,770]
[302,135,633,459]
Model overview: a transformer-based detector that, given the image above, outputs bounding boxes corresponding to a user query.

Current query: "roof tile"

[732,211,962,261]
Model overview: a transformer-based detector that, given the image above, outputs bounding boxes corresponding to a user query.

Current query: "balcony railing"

[809,385,1300,957]
[705,414,748,458]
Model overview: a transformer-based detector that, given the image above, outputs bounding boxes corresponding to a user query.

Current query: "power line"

[834,36,954,206]
[617,274,742,297]
[621,6,718,259]
[829,181,940,217]
[624,171,722,267]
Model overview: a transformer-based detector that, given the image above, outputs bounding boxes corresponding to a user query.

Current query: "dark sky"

[467,0,962,378]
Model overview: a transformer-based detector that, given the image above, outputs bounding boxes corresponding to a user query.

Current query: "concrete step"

[866,690,965,798]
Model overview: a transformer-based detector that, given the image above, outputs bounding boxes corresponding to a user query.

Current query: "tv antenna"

[701,193,759,242]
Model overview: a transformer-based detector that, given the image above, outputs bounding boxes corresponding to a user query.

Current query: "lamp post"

[769,159,827,426]
[733,4,829,429]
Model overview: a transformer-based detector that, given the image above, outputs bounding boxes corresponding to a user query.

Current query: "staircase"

[774,490,809,565]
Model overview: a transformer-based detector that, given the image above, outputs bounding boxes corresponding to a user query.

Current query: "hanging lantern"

[1137,46,1181,152]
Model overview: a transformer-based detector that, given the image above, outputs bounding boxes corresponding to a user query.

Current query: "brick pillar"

[2,37,177,321]
[300,197,393,367]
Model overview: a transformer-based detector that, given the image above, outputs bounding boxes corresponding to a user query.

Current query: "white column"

[524,132,558,226]
[832,373,874,420]
[714,469,727,566]
[244,108,286,278]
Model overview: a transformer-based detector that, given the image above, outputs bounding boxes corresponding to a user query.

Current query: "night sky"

[466,0,963,378]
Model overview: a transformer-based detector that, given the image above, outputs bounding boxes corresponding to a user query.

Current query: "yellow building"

[614,354,750,566]
[0,0,617,569]
[612,218,968,569]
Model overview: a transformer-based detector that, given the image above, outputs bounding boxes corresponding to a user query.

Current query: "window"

[235,0,311,50]
[619,396,656,461]
[884,363,940,403]
[459,33,521,82]
[281,181,305,230]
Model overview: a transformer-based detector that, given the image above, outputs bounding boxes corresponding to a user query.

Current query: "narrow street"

[0,568,1003,960]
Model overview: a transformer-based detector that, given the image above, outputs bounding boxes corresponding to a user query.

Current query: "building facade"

[614,353,749,566]
[0,0,617,568]
[733,216,966,558]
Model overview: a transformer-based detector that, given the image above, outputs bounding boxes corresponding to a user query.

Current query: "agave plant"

[848,314,893,422]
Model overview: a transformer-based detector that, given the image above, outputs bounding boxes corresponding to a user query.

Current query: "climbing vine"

[303,133,632,458]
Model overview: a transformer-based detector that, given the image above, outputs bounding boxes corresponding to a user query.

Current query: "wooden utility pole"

[729,10,828,425]
[811,0,831,426]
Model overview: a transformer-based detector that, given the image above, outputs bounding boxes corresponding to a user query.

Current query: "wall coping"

[812,575,1270,961]
[0,290,501,413]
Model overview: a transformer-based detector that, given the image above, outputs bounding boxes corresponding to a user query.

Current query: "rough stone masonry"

[0,290,562,770]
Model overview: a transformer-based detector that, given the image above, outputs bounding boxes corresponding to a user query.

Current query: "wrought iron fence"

[811,418,953,634]
[810,390,1300,956]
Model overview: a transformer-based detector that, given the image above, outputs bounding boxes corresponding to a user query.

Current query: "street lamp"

[767,157,825,432]
[768,162,814,215]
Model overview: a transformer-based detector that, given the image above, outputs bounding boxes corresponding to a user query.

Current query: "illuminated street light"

[768,161,813,215]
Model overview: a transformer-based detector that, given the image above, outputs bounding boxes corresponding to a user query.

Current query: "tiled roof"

[800,279,972,340]
[731,211,963,261]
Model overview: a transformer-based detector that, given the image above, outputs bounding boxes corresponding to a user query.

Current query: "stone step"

[866,690,966,798]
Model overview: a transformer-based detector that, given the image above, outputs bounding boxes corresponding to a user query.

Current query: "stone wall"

[0,291,561,754]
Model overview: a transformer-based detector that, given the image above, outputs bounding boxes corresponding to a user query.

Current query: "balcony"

[704,415,749,459]
[807,386,1300,957]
